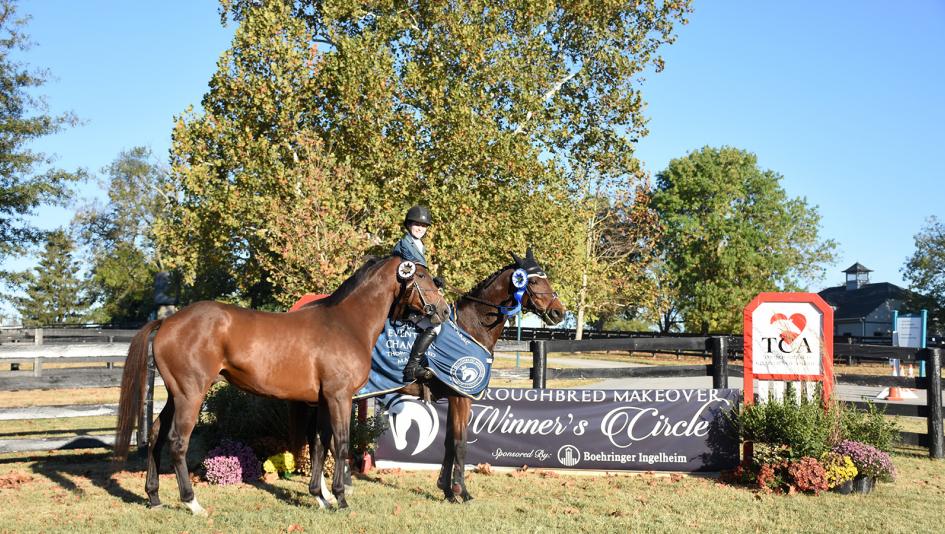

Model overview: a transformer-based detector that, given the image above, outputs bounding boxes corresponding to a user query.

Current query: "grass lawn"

[0,448,942,533]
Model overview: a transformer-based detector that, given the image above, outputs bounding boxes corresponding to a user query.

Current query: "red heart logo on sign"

[770,313,806,344]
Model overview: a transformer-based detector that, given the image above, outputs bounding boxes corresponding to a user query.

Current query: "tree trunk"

[576,268,588,340]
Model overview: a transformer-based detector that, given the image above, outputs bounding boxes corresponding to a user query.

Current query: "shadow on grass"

[247,477,316,507]
[11,449,149,505]
[356,471,444,502]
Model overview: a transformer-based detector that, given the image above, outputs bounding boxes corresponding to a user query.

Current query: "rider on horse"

[392,205,444,382]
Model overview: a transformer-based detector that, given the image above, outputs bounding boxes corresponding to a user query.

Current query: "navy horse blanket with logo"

[355,314,493,399]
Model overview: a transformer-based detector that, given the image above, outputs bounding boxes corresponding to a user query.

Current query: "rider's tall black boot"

[404,328,436,382]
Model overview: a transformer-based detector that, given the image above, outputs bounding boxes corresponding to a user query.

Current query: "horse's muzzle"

[544,308,565,325]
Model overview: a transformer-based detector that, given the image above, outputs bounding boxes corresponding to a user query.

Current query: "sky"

[6,1,945,301]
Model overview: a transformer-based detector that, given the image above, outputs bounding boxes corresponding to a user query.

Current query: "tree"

[75,147,168,323]
[12,229,88,325]
[0,0,81,282]
[651,146,836,333]
[158,1,691,309]
[572,180,661,338]
[902,216,945,335]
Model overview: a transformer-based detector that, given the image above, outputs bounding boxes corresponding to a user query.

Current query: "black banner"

[375,388,740,472]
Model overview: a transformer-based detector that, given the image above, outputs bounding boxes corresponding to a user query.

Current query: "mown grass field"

[0,447,943,534]
[1,354,941,533]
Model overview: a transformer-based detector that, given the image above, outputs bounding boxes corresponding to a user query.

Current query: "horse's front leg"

[444,397,473,502]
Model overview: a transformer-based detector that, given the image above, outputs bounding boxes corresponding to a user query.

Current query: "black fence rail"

[524,338,944,459]
[501,326,942,348]
[501,328,927,364]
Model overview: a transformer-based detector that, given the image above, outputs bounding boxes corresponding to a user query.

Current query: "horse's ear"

[526,246,535,261]
[510,251,524,266]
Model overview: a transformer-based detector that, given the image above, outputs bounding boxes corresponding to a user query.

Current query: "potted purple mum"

[831,440,895,494]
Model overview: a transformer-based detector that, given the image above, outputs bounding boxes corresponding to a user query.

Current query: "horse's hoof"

[183,499,208,517]
[315,495,331,509]
[147,502,164,510]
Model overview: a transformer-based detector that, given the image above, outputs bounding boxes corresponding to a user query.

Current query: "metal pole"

[530,340,547,389]
[711,337,728,389]
[516,311,522,368]
[924,347,943,459]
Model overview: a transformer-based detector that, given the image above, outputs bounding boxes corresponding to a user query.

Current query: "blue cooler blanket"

[355,315,493,400]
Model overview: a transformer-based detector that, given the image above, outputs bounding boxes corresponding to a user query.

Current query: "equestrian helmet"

[404,205,432,226]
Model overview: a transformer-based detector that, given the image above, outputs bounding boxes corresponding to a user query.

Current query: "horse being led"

[113,257,448,513]
[294,247,565,503]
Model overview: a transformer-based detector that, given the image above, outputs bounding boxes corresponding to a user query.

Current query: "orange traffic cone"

[887,386,904,401]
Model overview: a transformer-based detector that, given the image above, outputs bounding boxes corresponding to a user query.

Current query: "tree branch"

[513,68,580,135]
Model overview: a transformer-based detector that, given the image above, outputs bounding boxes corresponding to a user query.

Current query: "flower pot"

[831,480,854,495]
[851,475,875,494]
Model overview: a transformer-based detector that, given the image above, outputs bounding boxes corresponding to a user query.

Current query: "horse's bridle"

[395,273,447,321]
[521,274,562,324]
[456,269,560,324]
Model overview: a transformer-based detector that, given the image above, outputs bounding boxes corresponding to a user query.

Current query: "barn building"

[817,263,913,337]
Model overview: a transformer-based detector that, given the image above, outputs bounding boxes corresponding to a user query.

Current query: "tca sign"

[743,293,834,404]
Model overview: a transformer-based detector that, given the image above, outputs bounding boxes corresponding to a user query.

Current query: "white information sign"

[894,316,923,348]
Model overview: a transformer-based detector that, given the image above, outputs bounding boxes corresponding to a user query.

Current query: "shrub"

[202,439,262,485]
[734,395,835,459]
[840,402,899,452]
[350,412,388,454]
[200,383,292,445]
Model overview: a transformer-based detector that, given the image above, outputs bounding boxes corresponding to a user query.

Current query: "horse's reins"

[447,273,560,324]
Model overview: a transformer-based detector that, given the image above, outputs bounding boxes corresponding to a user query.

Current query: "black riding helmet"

[404,205,432,227]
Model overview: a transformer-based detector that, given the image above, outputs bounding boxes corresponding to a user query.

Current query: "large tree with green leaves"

[75,147,168,324]
[0,0,82,283]
[902,216,945,335]
[159,0,690,309]
[12,229,88,325]
[651,146,836,333]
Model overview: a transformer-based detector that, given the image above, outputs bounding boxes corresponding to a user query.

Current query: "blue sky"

[8,1,945,296]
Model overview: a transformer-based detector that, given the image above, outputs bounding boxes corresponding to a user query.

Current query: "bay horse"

[294,247,565,503]
[114,257,449,514]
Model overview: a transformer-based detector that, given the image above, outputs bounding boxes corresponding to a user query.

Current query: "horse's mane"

[463,263,515,299]
[315,256,389,307]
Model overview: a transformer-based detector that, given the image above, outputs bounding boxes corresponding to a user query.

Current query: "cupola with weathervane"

[844,262,872,291]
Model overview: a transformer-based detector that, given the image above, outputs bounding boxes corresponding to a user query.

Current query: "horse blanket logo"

[355,312,493,399]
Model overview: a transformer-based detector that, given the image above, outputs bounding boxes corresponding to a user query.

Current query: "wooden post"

[31,328,43,377]
[531,340,547,389]
[711,337,728,389]
[924,347,943,459]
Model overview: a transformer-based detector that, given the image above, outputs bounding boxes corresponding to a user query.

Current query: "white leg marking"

[184,499,208,517]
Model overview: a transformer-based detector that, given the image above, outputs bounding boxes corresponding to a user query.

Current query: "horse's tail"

[114,319,163,460]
